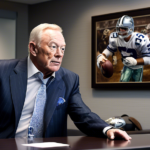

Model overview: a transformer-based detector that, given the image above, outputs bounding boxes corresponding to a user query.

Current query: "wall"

[0,1,28,59]
[0,18,16,59]
[29,0,150,130]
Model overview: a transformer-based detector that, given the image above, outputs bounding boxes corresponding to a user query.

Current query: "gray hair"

[28,23,62,52]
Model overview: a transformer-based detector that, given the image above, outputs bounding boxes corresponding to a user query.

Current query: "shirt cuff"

[103,126,113,135]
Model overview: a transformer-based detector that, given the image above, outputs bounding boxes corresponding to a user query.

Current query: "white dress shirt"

[15,57,54,138]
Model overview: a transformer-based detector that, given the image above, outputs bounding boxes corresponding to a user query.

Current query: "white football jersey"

[107,32,150,69]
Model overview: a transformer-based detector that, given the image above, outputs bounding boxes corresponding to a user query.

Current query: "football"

[101,60,113,78]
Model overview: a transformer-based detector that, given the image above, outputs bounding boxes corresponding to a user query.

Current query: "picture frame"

[91,7,150,90]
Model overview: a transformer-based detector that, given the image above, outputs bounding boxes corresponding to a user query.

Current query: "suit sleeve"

[68,74,109,137]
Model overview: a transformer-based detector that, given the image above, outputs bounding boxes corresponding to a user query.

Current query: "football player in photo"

[97,15,150,82]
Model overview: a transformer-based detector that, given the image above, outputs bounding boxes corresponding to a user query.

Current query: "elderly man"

[0,23,131,140]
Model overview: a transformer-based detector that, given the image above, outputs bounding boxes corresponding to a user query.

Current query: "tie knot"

[38,72,48,85]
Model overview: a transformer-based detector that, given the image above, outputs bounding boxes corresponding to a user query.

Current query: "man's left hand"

[107,129,132,141]
[123,57,137,67]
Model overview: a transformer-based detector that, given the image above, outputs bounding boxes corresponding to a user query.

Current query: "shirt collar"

[27,56,55,79]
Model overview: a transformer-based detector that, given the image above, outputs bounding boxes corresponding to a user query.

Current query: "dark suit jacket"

[0,58,109,138]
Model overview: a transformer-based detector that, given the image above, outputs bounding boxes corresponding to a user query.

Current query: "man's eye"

[61,47,65,51]
[50,45,57,50]
[52,46,56,49]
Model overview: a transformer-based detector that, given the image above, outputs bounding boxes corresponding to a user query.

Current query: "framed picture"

[92,7,150,90]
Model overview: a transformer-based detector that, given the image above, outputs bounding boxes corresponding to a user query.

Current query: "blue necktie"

[29,72,49,138]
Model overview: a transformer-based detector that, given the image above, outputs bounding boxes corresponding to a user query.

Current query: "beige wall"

[0,1,28,59]
[0,18,16,59]
[29,0,150,130]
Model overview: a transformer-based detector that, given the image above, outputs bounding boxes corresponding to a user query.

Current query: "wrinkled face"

[35,29,66,75]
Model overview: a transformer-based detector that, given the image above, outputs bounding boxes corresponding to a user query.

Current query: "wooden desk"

[0,134,150,150]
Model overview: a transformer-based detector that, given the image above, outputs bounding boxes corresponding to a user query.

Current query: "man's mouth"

[51,61,60,65]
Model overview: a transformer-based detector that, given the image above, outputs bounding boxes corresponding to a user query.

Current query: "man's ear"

[28,42,38,56]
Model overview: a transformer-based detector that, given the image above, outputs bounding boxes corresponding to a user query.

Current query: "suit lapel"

[10,58,27,131]
[44,69,64,131]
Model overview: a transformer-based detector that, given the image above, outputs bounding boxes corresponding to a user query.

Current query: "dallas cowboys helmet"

[116,15,134,39]
[105,117,126,129]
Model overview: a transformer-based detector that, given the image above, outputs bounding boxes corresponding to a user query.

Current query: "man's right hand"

[97,54,107,68]
[106,128,132,141]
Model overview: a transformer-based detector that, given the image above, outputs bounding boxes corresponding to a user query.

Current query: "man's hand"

[97,54,107,68]
[123,57,137,67]
[107,129,132,141]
